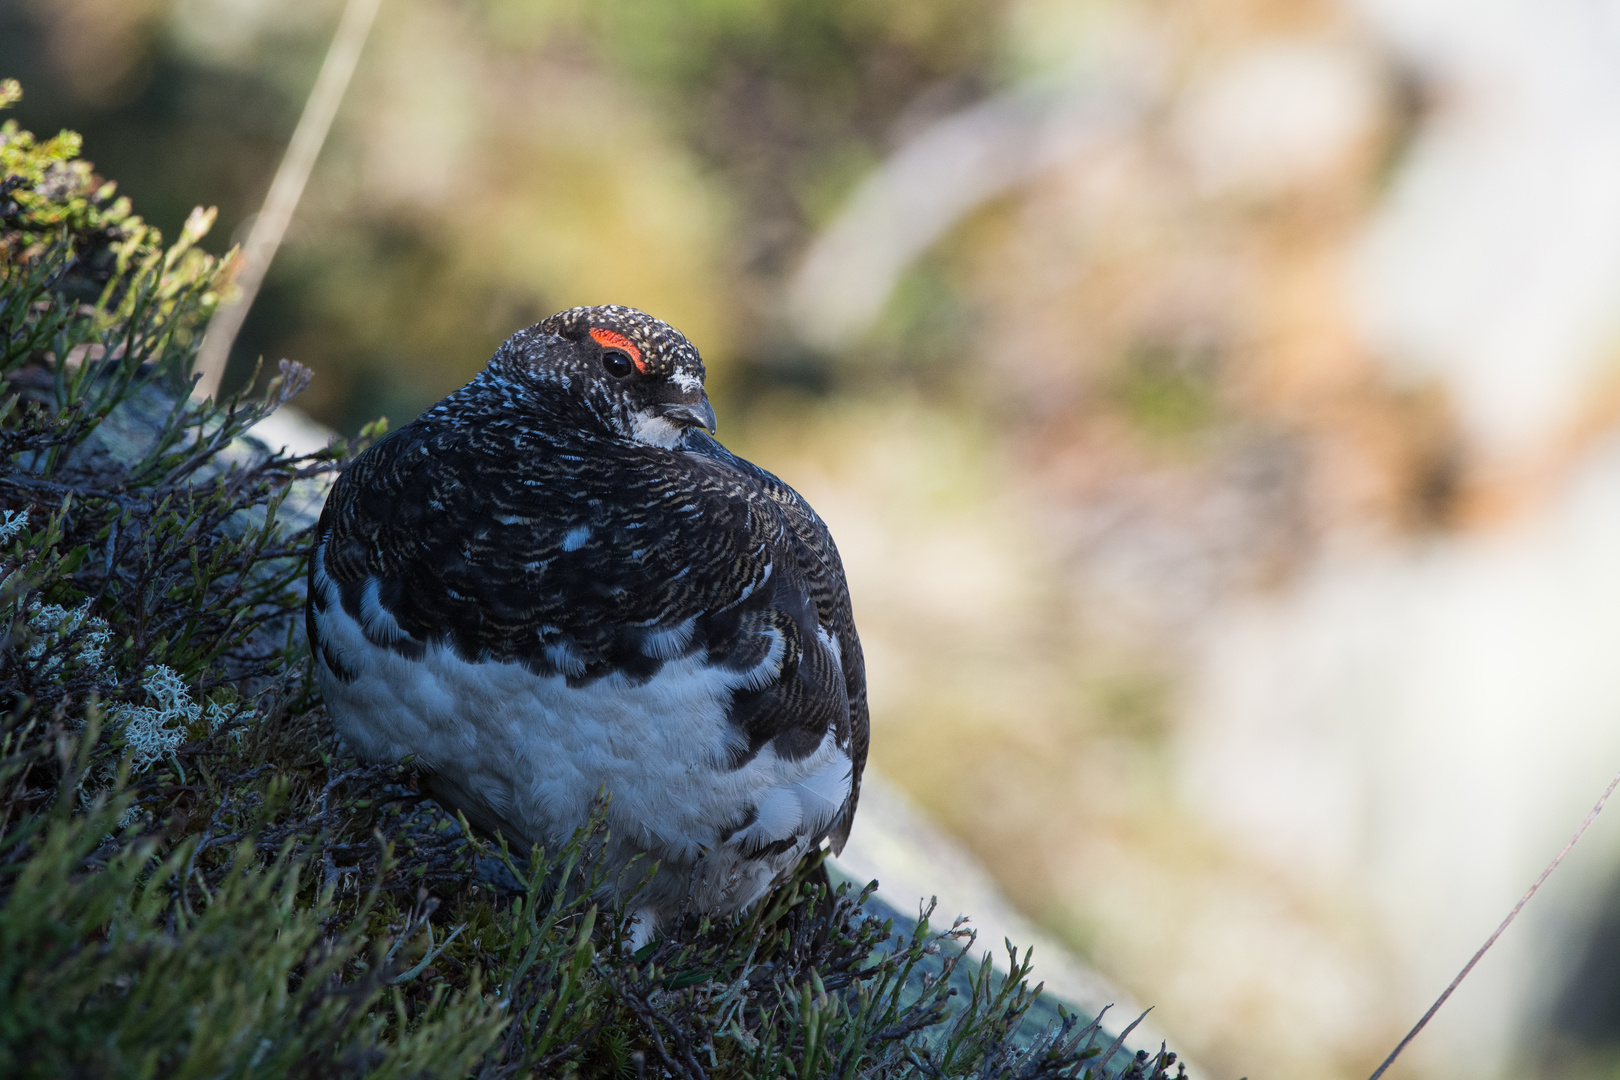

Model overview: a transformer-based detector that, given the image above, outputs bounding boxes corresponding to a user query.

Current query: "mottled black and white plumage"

[306,305,868,938]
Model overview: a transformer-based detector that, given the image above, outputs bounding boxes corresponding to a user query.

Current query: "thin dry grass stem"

[1369,763,1620,1080]
[191,0,382,401]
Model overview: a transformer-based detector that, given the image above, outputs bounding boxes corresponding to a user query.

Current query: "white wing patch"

[737,624,787,691]
[641,615,697,659]
[543,639,588,678]
[735,561,771,604]
[358,577,411,646]
[744,740,850,847]
[815,624,842,668]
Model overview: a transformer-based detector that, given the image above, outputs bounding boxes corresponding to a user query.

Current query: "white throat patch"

[629,409,684,449]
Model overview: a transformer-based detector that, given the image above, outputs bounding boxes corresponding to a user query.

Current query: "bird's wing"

[311,417,867,847]
[679,431,869,852]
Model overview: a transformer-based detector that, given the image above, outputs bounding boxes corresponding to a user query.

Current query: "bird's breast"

[308,546,852,872]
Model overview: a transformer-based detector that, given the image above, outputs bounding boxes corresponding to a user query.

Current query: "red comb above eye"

[588,328,645,372]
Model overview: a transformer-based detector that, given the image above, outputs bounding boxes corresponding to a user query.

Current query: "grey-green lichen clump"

[0,81,1183,1079]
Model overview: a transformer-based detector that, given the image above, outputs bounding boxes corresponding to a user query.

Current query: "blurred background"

[7,0,1620,1075]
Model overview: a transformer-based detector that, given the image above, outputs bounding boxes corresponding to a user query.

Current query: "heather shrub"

[0,82,1181,1079]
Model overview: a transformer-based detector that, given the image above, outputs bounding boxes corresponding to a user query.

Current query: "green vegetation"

[1107,342,1221,445]
[0,91,1183,1078]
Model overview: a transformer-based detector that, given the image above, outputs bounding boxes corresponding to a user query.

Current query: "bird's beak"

[658,395,717,434]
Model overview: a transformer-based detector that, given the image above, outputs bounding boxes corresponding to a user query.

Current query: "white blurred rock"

[1184,434,1620,1075]
[247,404,337,457]
[1171,40,1384,198]
[1351,0,1620,459]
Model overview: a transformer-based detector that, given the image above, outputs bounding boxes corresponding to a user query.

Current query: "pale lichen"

[20,600,114,675]
[0,508,27,545]
[107,665,231,772]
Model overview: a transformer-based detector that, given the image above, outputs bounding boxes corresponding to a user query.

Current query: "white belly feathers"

[309,542,852,925]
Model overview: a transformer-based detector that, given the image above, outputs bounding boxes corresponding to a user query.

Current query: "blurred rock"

[1171,40,1385,199]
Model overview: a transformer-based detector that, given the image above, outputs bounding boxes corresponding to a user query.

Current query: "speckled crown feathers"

[539,305,705,379]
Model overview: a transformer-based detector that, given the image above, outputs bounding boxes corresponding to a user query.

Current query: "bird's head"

[490,304,716,448]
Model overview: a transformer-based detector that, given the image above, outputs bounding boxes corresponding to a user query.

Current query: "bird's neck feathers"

[426,357,619,443]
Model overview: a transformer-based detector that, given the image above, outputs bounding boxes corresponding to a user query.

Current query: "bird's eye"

[601,349,634,378]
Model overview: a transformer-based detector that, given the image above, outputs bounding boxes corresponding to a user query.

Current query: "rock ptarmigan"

[306,305,868,939]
